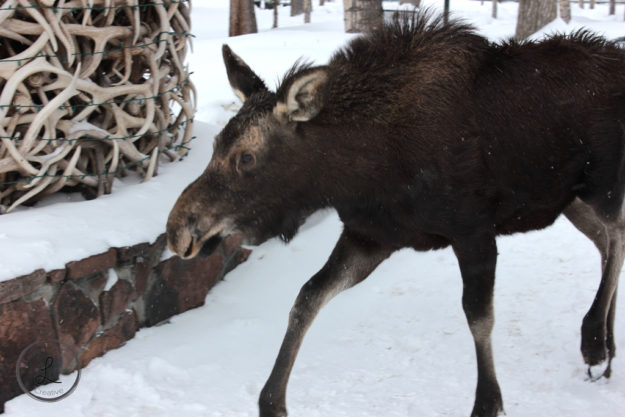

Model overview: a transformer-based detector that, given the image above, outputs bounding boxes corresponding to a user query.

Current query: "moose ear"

[276,68,328,122]
[222,44,268,102]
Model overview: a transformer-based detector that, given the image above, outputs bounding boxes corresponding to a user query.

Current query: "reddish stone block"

[223,246,252,275]
[99,279,133,326]
[78,271,108,294]
[66,249,117,280]
[222,233,245,258]
[133,261,151,300]
[19,269,47,296]
[0,299,58,409]
[237,248,252,264]
[147,234,168,264]
[0,269,46,304]
[117,242,150,264]
[0,278,22,304]
[52,282,99,371]
[80,311,137,368]
[145,252,224,326]
[48,269,66,283]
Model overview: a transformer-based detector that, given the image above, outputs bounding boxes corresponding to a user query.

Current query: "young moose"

[167,13,625,417]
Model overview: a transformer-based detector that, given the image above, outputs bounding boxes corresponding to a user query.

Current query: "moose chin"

[167,11,625,417]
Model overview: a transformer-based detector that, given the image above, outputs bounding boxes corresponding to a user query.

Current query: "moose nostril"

[183,238,194,258]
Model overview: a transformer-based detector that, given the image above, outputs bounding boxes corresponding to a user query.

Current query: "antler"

[0,0,195,212]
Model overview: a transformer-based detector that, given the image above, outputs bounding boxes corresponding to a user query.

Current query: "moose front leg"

[453,234,504,417]
[259,230,392,417]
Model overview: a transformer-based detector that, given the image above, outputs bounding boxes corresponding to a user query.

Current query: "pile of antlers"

[0,0,196,213]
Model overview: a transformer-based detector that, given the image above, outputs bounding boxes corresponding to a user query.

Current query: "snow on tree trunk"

[229,0,258,37]
[515,0,557,40]
[292,0,304,16]
[560,0,571,23]
[343,0,384,33]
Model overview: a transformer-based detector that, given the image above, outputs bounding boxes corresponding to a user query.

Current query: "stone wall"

[0,235,250,411]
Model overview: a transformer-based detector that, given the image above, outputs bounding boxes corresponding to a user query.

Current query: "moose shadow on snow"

[167,11,625,417]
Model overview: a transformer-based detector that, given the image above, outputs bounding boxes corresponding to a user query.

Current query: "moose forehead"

[214,91,277,154]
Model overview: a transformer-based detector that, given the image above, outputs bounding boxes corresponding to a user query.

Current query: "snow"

[104,268,119,292]
[3,1,625,416]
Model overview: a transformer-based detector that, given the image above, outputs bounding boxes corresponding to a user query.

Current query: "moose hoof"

[581,339,608,370]
[586,358,613,381]
[259,404,287,417]
[471,385,505,417]
[580,317,608,366]
[470,405,505,417]
[470,392,505,417]
[259,389,287,417]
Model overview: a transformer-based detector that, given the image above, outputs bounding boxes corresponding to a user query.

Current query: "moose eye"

[238,152,256,171]
[241,153,254,164]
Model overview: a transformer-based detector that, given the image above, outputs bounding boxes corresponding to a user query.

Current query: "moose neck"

[296,120,405,211]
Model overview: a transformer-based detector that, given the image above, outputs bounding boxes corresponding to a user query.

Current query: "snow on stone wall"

[0,234,250,411]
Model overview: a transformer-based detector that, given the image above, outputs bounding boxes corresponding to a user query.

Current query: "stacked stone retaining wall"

[0,234,249,411]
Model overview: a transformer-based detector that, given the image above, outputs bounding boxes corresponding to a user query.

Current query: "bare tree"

[343,0,383,33]
[560,0,571,23]
[292,0,304,16]
[304,0,312,23]
[229,0,258,37]
[515,0,557,40]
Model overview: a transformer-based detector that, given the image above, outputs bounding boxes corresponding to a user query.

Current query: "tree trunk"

[273,0,278,28]
[515,0,557,40]
[292,0,304,16]
[559,0,571,23]
[492,0,498,19]
[609,0,615,15]
[304,0,312,23]
[343,0,383,33]
[399,0,421,6]
[320,0,326,5]
[578,0,584,9]
[229,0,258,37]
[589,0,595,9]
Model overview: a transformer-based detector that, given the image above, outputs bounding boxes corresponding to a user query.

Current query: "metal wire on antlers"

[0,0,197,213]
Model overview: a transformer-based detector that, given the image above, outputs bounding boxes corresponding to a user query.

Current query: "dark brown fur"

[167,12,625,417]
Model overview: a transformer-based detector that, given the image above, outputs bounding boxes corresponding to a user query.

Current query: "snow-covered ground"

[3,1,625,416]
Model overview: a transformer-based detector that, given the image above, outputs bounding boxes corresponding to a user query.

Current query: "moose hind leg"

[258,230,392,417]
[452,234,504,417]
[604,287,619,378]
[564,198,623,379]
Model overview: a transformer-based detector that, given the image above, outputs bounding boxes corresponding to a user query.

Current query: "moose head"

[167,46,330,259]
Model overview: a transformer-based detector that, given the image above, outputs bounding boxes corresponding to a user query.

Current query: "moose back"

[167,12,625,417]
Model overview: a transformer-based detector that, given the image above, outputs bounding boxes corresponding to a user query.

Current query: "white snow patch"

[104,268,119,291]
